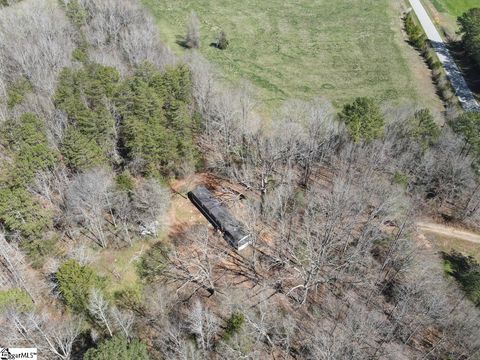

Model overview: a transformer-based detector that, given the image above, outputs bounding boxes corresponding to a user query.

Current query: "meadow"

[430,0,479,16]
[143,0,427,109]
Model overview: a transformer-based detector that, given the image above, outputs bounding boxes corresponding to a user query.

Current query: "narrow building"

[187,186,251,250]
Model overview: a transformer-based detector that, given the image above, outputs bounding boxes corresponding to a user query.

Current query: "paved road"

[409,0,480,112]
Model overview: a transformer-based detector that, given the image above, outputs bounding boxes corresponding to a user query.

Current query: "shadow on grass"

[175,35,189,49]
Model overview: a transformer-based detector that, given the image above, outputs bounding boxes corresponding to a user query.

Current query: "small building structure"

[187,186,251,250]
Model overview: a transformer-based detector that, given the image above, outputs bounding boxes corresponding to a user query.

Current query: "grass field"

[143,0,427,109]
[429,0,478,16]
[424,232,480,262]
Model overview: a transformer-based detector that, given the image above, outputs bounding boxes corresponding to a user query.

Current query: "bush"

[84,336,149,360]
[224,312,245,340]
[65,0,87,27]
[339,97,384,142]
[57,260,107,313]
[115,171,135,192]
[7,78,32,109]
[137,242,169,281]
[216,31,229,50]
[0,289,32,312]
[405,12,426,49]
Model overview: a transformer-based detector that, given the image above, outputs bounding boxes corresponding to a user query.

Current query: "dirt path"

[408,0,480,112]
[417,221,480,244]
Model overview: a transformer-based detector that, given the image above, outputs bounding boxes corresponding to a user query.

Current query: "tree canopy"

[339,97,384,142]
[57,260,106,313]
[458,8,480,69]
[83,336,149,360]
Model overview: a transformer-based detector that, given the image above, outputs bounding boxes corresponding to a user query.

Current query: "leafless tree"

[1,310,82,360]
[187,300,218,352]
[80,0,175,73]
[0,0,74,99]
[88,288,114,337]
[131,179,170,237]
[64,168,114,247]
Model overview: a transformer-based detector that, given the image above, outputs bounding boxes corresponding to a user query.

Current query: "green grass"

[90,241,150,293]
[423,231,480,262]
[143,0,419,109]
[430,0,479,16]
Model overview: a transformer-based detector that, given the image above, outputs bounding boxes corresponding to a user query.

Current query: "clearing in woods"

[143,0,441,111]
[418,221,480,261]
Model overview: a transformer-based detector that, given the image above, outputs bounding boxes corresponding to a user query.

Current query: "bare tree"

[80,0,176,73]
[88,288,113,337]
[64,168,114,247]
[0,0,74,99]
[188,300,218,352]
[131,179,170,237]
[1,310,82,360]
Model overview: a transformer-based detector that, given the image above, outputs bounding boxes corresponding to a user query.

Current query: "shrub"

[216,30,229,50]
[84,336,149,360]
[185,11,200,49]
[405,12,426,49]
[0,289,32,312]
[65,0,87,27]
[137,242,169,281]
[7,78,32,109]
[393,172,409,189]
[116,171,135,192]
[57,260,107,313]
[224,312,245,340]
[339,97,384,142]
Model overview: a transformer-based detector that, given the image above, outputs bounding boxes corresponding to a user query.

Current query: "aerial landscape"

[0,0,479,359]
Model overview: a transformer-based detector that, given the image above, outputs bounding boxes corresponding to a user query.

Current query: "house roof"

[188,186,251,249]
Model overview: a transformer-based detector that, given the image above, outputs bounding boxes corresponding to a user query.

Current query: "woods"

[0,0,479,359]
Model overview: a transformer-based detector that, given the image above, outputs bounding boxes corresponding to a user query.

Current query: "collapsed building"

[187,186,251,250]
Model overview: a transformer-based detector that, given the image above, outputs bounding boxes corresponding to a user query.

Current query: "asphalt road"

[408,0,480,112]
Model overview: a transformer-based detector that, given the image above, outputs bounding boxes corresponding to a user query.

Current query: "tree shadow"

[175,35,189,49]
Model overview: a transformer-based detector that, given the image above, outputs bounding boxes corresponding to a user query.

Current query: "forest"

[0,0,479,359]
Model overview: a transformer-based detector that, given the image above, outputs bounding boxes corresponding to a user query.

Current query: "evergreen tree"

[55,64,119,171]
[84,336,149,360]
[339,97,384,142]
[409,108,440,149]
[57,259,107,313]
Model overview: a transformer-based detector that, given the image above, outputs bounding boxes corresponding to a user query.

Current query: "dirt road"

[408,0,480,112]
[417,221,480,244]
